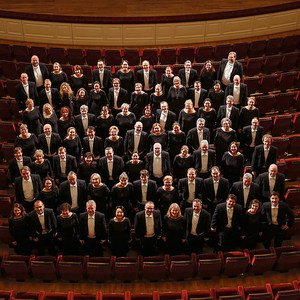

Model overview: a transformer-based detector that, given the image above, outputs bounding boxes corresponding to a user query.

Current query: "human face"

[154,145,161,156]
[14,150,23,160]
[132,153,139,161]
[181,147,188,157]
[226,198,236,208]
[201,143,208,153]
[234,76,240,85]
[91,176,100,186]
[120,177,128,187]
[251,119,259,130]
[226,97,233,107]
[53,63,60,73]
[75,68,81,77]
[34,202,44,215]
[20,126,28,136]
[35,154,43,163]
[135,123,142,133]
[263,137,271,149]
[68,128,76,139]
[161,104,168,112]
[222,121,230,131]
[164,178,172,189]
[102,109,108,117]
[115,208,124,220]
[145,108,151,117]
[193,201,202,214]
[94,84,101,93]
[21,169,31,181]
[204,101,211,109]
[87,204,96,216]
[143,61,149,71]
[97,61,104,71]
[185,61,191,72]
[87,129,95,139]
[269,165,278,177]
[62,84,68,93]
[110,128,117,137]
[205,62,212,71]
[31,56,39,67]
[248,99,255,108]
[81,108,87,117]
[170,207,179,218]
[122,106,129,115]
[166,67,172,76]
[44,81,51,90]
[174,78,180,88]
[154,125,161,134]
[187,169,196,182]
[14,207,22,217]
[250,202,259,213]
[79,90,85,98]
[68,175,77,185]
[58,149,66,159]
[27,101,34,110]
[194,82,201,91]
[243,177,252,187]
[122,61,129,70]
[140,174,149,184]
[197,121,204,131]
[135,85,142,93]
[113,81,120,89]
[85,155,93,165]
[230,143,238,154]
[185,102,192,110]
[211,169,220,181]
[145,204,154,216]
[21,73,28,85]
[173,124,180,134]
[45,179,52,190]
[155,85,162,94]
[61,208,70,218]
[214,83,221,92]
[61,109,69,119]
[45,106,52,115]
[228,53,236,63]
[270,195,279,206]
[105,149,113,160]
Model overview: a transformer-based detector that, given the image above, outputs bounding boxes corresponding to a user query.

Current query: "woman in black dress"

[88,173,110,216]
[161,66,174,96]
[108,205,131,257]
[50,62,68,91]
[57,202,79,255]
[168,122,186,162]
[69,65,88,96]
[208,80,225,113]
[198,98,217,138]
[126,152,145,182]
[39,177,59,214]
[157,175,179,217]
[59,82,75,113]
[57,106,75,140]
[162,203,186,255]
[63,127,82,162]
[8,203,31,255]
[42,103,58,133]
[104,126,124,157]
[78,152,98,185]
[167,76,187,119]
[222,141,244,187]
[239,97,259,129]
[89,81,108,117]
[73,88,89,116]
[178,99,197,134]
[214,117,237,166]
[95,106,114,140]
[130,83,149,120]
[148,123,168,151]
[199,60,216,91]
[173,145,194,183]
[31,149,53,181]
[116,60,135,95]
[22,99,43,137]
[139,105,155,134]
[150,84,166,114]
[241,199,262,250]
[15,124,38,159]
[115,103,136,137]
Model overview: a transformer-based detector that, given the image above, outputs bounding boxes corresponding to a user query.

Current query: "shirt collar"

[145,212,153,218]
[60,157,66,161]
[154,153,161,159]
[70,183,77,188]
[23,177,32,183]
[193,210,201,217]
[88,214,95,219]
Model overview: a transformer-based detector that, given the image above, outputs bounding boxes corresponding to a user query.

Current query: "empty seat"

[259,74,279,94]
[197,253,222,279]
[274,290,300,300]
[57,255,86,282]
[172,64,183,76]
[153,65,168,83]
[30,256,58,282]
[267,282,297,297]
[214,44,232,61]
[239,285,270,300]
[281,35,300,53]
[285,158,300,180]
[160,48,177,65]
[49,47,67,64]
[169,254,197,280]
[142,49,158,66]
[30,47,49,63]
[131,292,159,300]
[2,254,31,281]
[211,287,240,300]
[104,50,122,66]
[12,45,30,62]
[272,245,300,272]
[187,290,211,300]
[274,92,294,113]
[0,169,9,189]
[86,49,102,66]
[292,113,300,133]
[86,256,114,282]
[0,290,16,300]
[265,38,283,56]
[0,196,12,217]
[255,95,275,116]
[178,47,195,64]
[263,55,282,74]
[259,117,273,134]
[243,77,259,95]
[220,251,250,277]
[285,187,300,207]
[246,293,272,300]
[17,62,30,75]
[248,40,266,58]
[0,122,16,142]
[142,256,168,281]
[272,114,292,136]
[0,61,19,80]
[123,49,140,66]
[0,100,12,120]
[195,46,213,63]
[277,72,297,91]
[61,65,73,80]
[0,44,13,61]
[81,65,93,83]
[245,58,264,77]
[272,136,290,156]
[280,52,299,72]
[114,256,142,282]
[0,80,6,98]
[67,49,85,65]
[1,144,14,161]
[232,42,249,60]
[288,134,300,155]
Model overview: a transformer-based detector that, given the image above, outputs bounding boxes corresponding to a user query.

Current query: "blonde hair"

[167,203,181,218]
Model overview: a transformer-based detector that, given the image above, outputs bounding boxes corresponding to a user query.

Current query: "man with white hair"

[74,104,96,139]
[38,124,61,159]
[136,60,157,94]
[224,75,248,107]
[186,118,210,152]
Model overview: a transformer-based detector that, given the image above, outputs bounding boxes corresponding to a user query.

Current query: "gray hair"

[243,173,253,180]
[80,105,88,111]
[86,200,96,208]
[197,118,205,125]
[200,139,209,146]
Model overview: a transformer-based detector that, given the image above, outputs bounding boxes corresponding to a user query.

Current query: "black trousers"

[187,234,204,254]
[263,224,285,249]
[84,237,103,257]
[34,232,56,256]
[141,236,157,257]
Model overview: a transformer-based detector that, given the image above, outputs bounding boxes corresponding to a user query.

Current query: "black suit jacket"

[230,181,260,209]
[37,133,61,156]
[8,156,32,182]
[124,129,148,157]
[145,151,171,178]
[217,59,243,84]
[92,68,113,94]
[79,211,107,241]
[25,63,49,86]
[255,172,285,202]
[185,207,211,237]
[108,87,129,109]
[15,81,39,111]
[178,177,204,203]
[98,155,124,182]
[134,209,162,239]
[193,149,216,175]
[52,154,78,182]
[133,179,158,207]
[241,125,263,149]
[136,69,157,92]
[251,145,278,175]
[188,88,208,107]
[39,88,60,111]
[203,177,229,206]
[155,109,176,131]
[186,127,210,151]
[216,105,240,131]
[82,136,104,158]
[178,68,198,88]
[74,113,96,139]
[28,208,57,238]
[224,83,248,107]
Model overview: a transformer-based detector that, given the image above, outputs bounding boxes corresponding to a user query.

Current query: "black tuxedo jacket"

[216,105,240,131]
[185,207,211,237]
[178,68,198,88]
[98,155,124,182]
[186,127,210,151]
[145,151,171,178]
[241,125,263,148]
[124,129,148,157]
[39,88,60,111]
[28,208,57,238]
[203,177,229,206]
[255,172,285,202]
[251,145,278,174]
[178,177,204,202]
[79,211,107,241]
[9,156,32,182]
[52,154,78,181]
[15,81,39,111]
[217,59,243,83]
[82,136,104,158]
[133,179,158,207]
[108,87,129,109]
[74,113,96,139]
[25,63,49,86]
[92,68,113,94]
[136,69,157,91]
[224,83,249,106]
[230,181,260,209]
[193,149,216,175]
[188,88,208,107]
[14,174,42,204]
[155,109,176,131]
[37,133,61,156]
[134,209,162,239]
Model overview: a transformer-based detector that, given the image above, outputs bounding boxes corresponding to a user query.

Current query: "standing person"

[140,105,155,134]
[161,66,174,95]
[63,127,82,162]
[178,60,198,90]
[42,104,58,133]
[88,81,108,117]
[49,62,68,91]
[74,105,96,140]
[197,99,217,139]
[186,118,210,152]
[167,122,186,162]
[224,75,248,108]
[22,98,43,137]
[150,84,166,114]
[70,65,88,95]
[155,101,176,132]
[200,60,216,91]
[116,60,135,95]
[173,145,194,183]
[59,82,75,113]
[39,79,60,115]
[136,60,157,95]
[115,103,136,138]
[73,88,89,116]
[57,106,75,140]
[39,177,59,214]
[188,81,207,110]
[108,78,128,117]
[178,100,197,135]
[83,126,104,160]
[130,83,149,120]
[104,126,124,157]
[30,149,53,181]
[207,80,224,113]
[95,106,114,140]
[92,59,113,95]
[148,123,168,151]
[239,97,259,129]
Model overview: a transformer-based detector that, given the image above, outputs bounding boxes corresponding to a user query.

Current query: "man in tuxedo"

[178,168,204,212]
[134,201,162,256]
[188,81,208,110]
[74,105,96,140]
[145,143,171,187]
[14,166,43,213]
[52,146,78,184]
[124,121,148,159]
[216,95,240,131]
[39,79,60,113]
[79,200,107,257]
[136,60,157,95]
[98,147,124,188]
[82,126,104,160]
[155,101,176,131]
[178,60,198,90]
[262,192,294,249]
[9,147,32,183]
[241,117,263,162]
[251,134,278,177]
[256,164,285,202]
[193,139,216,179]
[25,55,49,93]
[203,166,229,215]
[224,75,248,108]
[28,200,57,255]
[230,173,260,210]
[186,118,210,152]
[59,171,87,214]
[92,59,112,95]
[211,194,243,252]
[108,78,129,117]
[185,199,211,254]
[15,73,39,113]
[217,51,243,90]
[133,169,157,211]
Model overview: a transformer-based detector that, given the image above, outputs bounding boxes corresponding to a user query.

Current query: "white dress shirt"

[226,207,233,228]
[222,61,234,86]
[201,151,208,173]
[33,65,43,87]
[144,71,150,90]
[191,210,200,235]
[70,183,78,209]
[88,214,96,238]
[153,153,163,178]
[23,177,34,202]
[271,205,279,225]
[233,84,240,105]
[145,212,155,237]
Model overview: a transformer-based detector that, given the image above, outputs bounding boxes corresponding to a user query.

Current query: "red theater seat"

[86,256,114,282]
[248,40,266,58]
[160,48,177,65]
[86,49,102,66]
[67,49,85,65]
[243,77,259,95]
[142,255,168,281]
[197,253,222,279]
[272,136,290,156]
[259,74,278,94]
[256,95,275,116]
[263,55,282,74]
[245,58,264,77]
[30,256,58,282]
[214,44,232,61]
[272,246,300,272]
[169,254,197,280]
[114,256,142,282]
[30,47,49,64]
[49,47,67,64]
[274,92,294,113]
[178,47,195,64]
[281,35,300,53]
[285,158,300,180]
[265,38,283,56]
[0,61,19,80]
[220,251,250,277]
[277,72,297,91]
[0,44,13,61]
[232,42,249,60]
[57,255,86,282]
[123,49,140,66]
[272,114,292,137]
[2,254,31,281]
[195,46,213,63]
[104,50,122,66]
[12,45,30,63]
[285,187,300,207]
[142,49,158,66]
[288,134,300,155]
